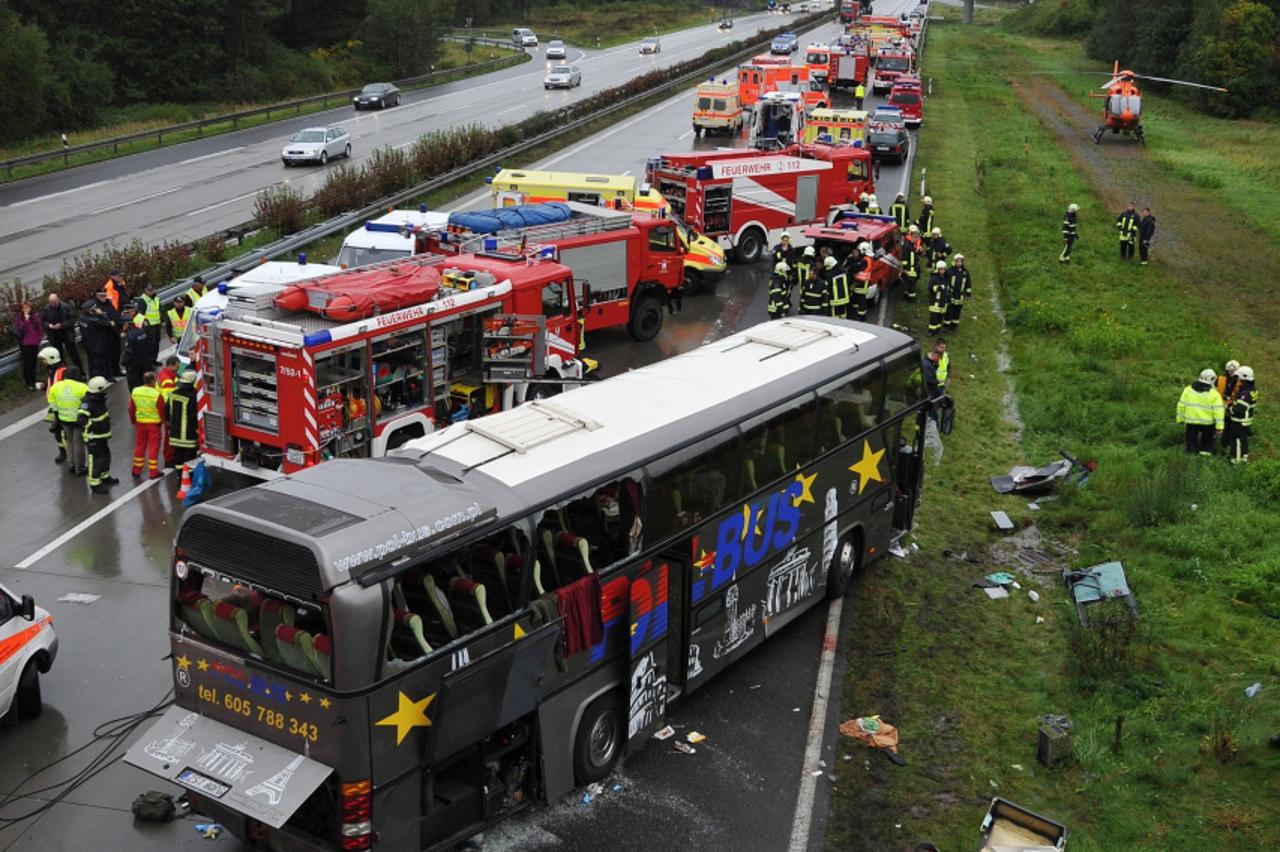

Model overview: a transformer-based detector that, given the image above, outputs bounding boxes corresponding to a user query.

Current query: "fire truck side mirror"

[580,282,593,307]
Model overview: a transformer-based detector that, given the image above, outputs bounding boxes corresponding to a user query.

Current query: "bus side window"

[884,351,924,418]
[740,393,817,491]
[533,475,645,594]
[815,365,886,452]
[644,430,742,544]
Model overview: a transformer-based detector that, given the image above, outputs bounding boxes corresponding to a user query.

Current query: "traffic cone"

[175,463,192,501]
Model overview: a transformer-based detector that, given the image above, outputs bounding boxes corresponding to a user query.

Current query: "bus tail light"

[341,779,373,849]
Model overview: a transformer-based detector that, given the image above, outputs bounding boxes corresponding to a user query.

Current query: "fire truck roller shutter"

[795,175,819,223]
[560,242,629,307]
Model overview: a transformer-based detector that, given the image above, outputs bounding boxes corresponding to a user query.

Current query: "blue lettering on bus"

[710,481,805,594]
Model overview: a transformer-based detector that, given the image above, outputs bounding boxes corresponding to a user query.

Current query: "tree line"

[0,0,577,144]
[1012,0,1280,118]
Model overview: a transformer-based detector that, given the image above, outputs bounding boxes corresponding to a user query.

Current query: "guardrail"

[1,53,525,178]
[441,33,517,49]
[0,12,831,379]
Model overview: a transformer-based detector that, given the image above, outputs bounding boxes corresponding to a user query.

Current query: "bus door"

[625,555,682,747]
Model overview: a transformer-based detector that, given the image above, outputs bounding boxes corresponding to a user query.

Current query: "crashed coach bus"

[128,318,941,851]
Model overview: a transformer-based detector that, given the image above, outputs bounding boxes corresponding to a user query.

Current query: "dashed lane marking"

[15,475,166,570]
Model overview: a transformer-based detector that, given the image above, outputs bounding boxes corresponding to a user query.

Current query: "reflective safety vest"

[50,379,89,423]
[793,259,812,288]
[103,278,122,310]
[167,306,190,337]
[935,351,949,385]
[865,203,881,215]
[167,387,198,448]
[186,287,206,306]
[829,272,850,309]
[852,263,870,296]
[1176,385,1224,429]
[138,294,161,327]
[79,394,112,441]
[1229,389,1256,427]
[131,385,164,424]
[854,85,865,99]
[927,275,948,312]
[918,207,934,235]
[157,368,178,401]
[1116,211,1139,241]
[890,202,909,230]
[1062,213,1078,238]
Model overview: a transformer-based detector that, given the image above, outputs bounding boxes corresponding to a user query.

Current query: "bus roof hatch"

[742,319,839,353]
[464,400,601,455]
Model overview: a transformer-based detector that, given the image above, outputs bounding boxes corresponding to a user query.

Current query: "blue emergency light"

[539,246,556,259]
[419,203,428,213]
[297,252,307,265]
[365,222,406,233]
[303,330,333,347]
[696,166,713,179]
[483,238,499,251]
[217,281,230,294]
[485,176,493,184]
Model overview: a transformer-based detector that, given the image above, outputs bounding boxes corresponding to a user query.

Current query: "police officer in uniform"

[825,256,850,319]
[927,261,948,334]
[167,371,201,468]
[164,295,192,346]
[49,366,89,475]
[1225,366,1256,464]
[900,227,921,300]
[945,253,972,331]
[890,193,910,230]
[134,283,163,345]
[769,261,792,319]
[799,267,829,316]
[79,376,118,494]
[185,275,207,307]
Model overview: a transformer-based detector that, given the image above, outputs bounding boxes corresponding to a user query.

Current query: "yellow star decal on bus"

[319,697,331,710]
[792,470,818,506]
[197,659,209,672]
[514,623,527,640]
[175,655,191,671]
[848,440,886,494]
[377,691,437,745]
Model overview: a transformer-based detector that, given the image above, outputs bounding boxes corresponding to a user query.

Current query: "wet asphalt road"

[0,4,920,849]
[0,11,787,286]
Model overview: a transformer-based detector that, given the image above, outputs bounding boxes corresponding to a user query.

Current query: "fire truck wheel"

[529,379,561,401]
[16,661,43,718]
[573,692,625,784]
[826,531,862,600]
[627,296,663,341]
[734,228,765,264]
[682,268,703,295]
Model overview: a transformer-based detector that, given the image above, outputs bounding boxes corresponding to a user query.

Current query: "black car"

[353,82,401,110]
[867,125,909,163]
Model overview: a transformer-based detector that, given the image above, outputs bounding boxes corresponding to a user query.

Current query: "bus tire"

[627,295,663,341]
[573,692,625,784]
[682,268,703,296]
[826,531,862,600]
[16,661,42,718]
[735,228,765,264]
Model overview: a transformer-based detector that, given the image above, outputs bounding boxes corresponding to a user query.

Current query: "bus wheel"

[682,268,703,296]
[826,532,861,599]
[16,661,42,718]
[627,296,663,341]
[573,693,624,784]
[734,228,765,264]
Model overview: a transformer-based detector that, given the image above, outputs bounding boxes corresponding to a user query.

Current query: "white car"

[513,27,538,47]
[0,582,57,725]
[545,39,567,59]
[640,37,661,54]
[281,126,351,166]
[544,64,582,89]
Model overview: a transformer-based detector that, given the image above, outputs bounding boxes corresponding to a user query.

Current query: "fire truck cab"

[872,44,915,93]
[647,143,875,264]
[804,210,902,303]
[194,254,592,477]
[424,202,682,340]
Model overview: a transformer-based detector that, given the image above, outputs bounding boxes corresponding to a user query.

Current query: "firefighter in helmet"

[825,256,850,319]
[901,226,921,301]
[927,260,949,334]
[917,196,935,234]
[945,253,973,331]
[851,242,874,320]
[799,265,829,316]
[927,227,951,266]
[769,261,792,320]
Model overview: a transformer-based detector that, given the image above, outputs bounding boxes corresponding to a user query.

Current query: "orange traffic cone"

[175,463,192,501]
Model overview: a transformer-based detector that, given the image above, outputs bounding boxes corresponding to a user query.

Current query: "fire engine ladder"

[455,212,633,256]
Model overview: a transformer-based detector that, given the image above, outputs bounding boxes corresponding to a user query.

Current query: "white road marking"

[185,189,264,217]
[0,408,53,443]
[788,594,844,852]
[7,180,110,208]
[178,146,244,165]
[87,187,181,217]
[497,105,524,115]
[677,129,694,140]
[15,475,166,569]
[542,88,690,168]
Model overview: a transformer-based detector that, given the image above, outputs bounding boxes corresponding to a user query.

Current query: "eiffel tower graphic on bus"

[246,755,306,805]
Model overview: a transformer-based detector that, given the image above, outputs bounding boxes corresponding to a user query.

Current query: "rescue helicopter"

[1089,61,1226,145]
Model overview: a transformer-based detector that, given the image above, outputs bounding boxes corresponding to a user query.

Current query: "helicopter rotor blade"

[1131,73,1228,93]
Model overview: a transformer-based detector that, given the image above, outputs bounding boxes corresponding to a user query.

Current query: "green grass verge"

[827,8,1280,851]
[0,45,530,184]
[465,1,725,49]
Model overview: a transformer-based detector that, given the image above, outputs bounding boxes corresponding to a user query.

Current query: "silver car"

[545,39,567,59]
[281,126,352,166]
[544,64,582,89]
[639,37,661,54]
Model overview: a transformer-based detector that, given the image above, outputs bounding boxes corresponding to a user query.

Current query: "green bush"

[254,184,308,236]
[363,146,417,199]
[313,164,369,217]
[1005,0,1098,37]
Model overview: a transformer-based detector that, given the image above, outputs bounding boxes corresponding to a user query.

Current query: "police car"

[0,582,57,724]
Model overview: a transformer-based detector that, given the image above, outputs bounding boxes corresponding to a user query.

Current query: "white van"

[0,581,57,725]
[177,259,341,364]
[512,27,538,47]
[334,207,450,268]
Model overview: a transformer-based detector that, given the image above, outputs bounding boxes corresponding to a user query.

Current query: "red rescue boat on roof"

[273,262,442,321]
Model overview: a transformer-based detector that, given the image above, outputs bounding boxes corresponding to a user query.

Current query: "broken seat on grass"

[1063,561,1138,627]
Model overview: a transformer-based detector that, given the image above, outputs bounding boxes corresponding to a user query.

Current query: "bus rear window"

[175,571,333,682]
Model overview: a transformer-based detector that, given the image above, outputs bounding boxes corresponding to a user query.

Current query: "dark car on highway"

[353,82,401,110]
[867,122,909,163]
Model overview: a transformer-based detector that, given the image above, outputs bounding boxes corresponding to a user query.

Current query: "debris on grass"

[653,725,675,740]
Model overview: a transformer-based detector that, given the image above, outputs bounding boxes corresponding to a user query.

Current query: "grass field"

[827,7,1280,850]
[464,1,725,49]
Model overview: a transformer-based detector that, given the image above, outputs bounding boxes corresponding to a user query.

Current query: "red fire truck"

[803,209,902,303]
[193,253,593,476]
[422,202,682,340]
[872,43,915,93]
[828,42,871,91]
[838,0,858,24]
[737,62,821,110]
[646,143,875,263]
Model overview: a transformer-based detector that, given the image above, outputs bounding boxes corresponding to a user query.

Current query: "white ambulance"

[0,581,57,724]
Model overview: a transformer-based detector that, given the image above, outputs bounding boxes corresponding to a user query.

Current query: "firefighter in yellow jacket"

[1176,368,1224,456]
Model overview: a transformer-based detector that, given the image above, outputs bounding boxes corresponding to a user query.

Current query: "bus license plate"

[285,447,305,466]
[177,768,230,798]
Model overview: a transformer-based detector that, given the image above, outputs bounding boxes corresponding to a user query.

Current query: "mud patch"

[988,524,1077,585]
